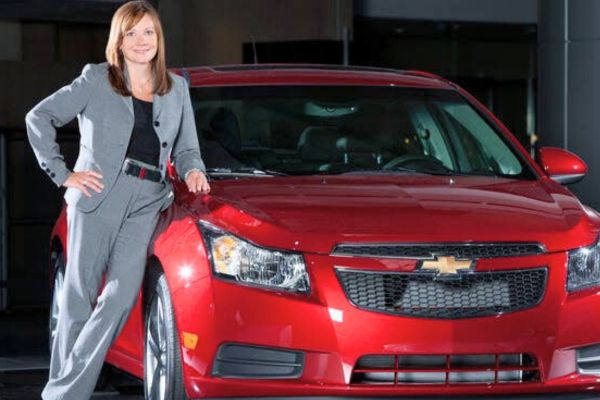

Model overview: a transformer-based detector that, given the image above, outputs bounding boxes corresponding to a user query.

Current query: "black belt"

[123,159,162,182]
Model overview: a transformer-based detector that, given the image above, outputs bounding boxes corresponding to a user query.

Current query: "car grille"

[332,243,545,259]
[336,267,547,319]
[351,353,540,385]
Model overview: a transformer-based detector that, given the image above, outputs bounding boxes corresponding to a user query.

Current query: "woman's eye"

[125,31,135,38]
[144,30,155,36]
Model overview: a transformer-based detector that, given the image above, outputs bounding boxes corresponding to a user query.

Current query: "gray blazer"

[25,62,205,212]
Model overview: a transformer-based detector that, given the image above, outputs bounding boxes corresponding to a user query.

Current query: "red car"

[48,65,600,399]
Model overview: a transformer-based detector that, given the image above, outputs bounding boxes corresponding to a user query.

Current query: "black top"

[126,97,160,167]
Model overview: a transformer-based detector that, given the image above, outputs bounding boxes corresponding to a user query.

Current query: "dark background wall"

[0,0,539,309]
[538,0,600,211]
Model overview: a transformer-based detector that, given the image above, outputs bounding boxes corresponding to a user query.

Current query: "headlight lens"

[199,221,310,293]
[568,239,600,292]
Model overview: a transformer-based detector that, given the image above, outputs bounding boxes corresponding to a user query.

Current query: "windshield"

[190,86,534,179]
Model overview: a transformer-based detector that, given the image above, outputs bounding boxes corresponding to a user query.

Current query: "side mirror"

[538,146,587,185]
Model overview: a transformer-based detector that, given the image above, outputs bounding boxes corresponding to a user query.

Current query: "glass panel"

[191,86,533,179]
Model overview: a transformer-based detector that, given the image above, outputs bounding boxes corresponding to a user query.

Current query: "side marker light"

[182,331,198,350]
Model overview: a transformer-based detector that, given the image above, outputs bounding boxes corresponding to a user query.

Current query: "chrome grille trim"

[331,242,546,260]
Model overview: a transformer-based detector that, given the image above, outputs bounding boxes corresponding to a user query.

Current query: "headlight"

[199,221,310,293]
[567,239,600,292]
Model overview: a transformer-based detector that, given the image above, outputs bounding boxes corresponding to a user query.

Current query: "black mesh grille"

[332,243,545,259]
[336,268,547,319]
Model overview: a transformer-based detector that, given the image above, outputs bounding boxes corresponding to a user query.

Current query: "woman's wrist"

[184,168,202,181]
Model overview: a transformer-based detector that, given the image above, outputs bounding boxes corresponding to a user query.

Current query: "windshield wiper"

[321,167,455,176]
[207,167,288,176]
[383,166,456,176]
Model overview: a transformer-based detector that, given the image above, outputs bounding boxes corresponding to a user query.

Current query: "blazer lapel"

[121,65,134,116]
[153,93,164,142]
[120,96,133,117]
[153,92,163,121]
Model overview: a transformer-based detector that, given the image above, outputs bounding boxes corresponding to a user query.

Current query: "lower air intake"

[352,353,539,385]
[577,343,600,375]
[212,343,304,379]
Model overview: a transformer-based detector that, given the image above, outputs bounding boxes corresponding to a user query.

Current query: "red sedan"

[48,65,600,399]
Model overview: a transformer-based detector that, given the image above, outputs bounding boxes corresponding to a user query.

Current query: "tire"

[48,251,65,355]
[144,267,188,400]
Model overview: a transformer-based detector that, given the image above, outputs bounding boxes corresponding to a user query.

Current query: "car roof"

[173,64,455,90]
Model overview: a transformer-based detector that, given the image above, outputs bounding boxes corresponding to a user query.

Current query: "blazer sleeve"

[172,76,206,181]
[25,63,99,187]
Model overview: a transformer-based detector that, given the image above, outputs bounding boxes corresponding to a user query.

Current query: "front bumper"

[172,251,600,398]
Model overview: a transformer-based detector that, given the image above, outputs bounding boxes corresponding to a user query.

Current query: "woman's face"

[120,13,158,66]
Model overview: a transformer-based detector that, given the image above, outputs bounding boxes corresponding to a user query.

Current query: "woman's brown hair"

[105,1,172,96]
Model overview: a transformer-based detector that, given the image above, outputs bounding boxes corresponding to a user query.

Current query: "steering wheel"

[382,154,450,172]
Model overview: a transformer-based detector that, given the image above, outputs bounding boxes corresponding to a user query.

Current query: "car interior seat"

[335,136,380,169]
[196,107,245,169]
[296,126,342,171]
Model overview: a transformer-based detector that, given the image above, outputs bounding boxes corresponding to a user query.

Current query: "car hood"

[184,175,600,254]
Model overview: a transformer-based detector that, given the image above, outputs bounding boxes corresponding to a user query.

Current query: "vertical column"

[539,0,600,209]
[0,133,6,311]
[158,0,185,67]
[538,0,568,149]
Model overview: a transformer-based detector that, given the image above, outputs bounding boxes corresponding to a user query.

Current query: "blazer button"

[50,172,56,178]
[41,162,46,167]
[154,120,160,127]
[159,164,163,169]
[45,168,50,173]
[162,142,167,148]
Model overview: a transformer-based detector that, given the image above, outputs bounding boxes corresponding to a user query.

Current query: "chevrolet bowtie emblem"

[418,256,474,276]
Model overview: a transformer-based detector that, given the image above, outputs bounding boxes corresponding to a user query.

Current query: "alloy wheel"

[145,292,168,399]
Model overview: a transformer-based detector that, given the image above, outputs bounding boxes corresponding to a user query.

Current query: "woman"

[25,2,209,399]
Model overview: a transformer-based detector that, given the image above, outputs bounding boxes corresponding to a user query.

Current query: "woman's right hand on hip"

[63,171,104,197]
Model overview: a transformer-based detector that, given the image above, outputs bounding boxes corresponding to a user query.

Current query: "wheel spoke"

[145,344,157,398]
[156,297,164,345]
[151,363,161,399]
[148,327,161,359]
[149,300,161,346]
[160,367,167,399]
[159,326,167,353]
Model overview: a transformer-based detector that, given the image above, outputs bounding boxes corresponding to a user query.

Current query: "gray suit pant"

[42,172,168,400]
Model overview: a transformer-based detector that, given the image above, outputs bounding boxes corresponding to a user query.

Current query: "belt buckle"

[138,167,147,179]
[124,158,135,172]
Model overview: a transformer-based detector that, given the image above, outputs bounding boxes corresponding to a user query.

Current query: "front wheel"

[144,267,188,400]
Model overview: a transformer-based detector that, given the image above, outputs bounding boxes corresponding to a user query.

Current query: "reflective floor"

[0,369,144,399]
[0,308,143,399]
